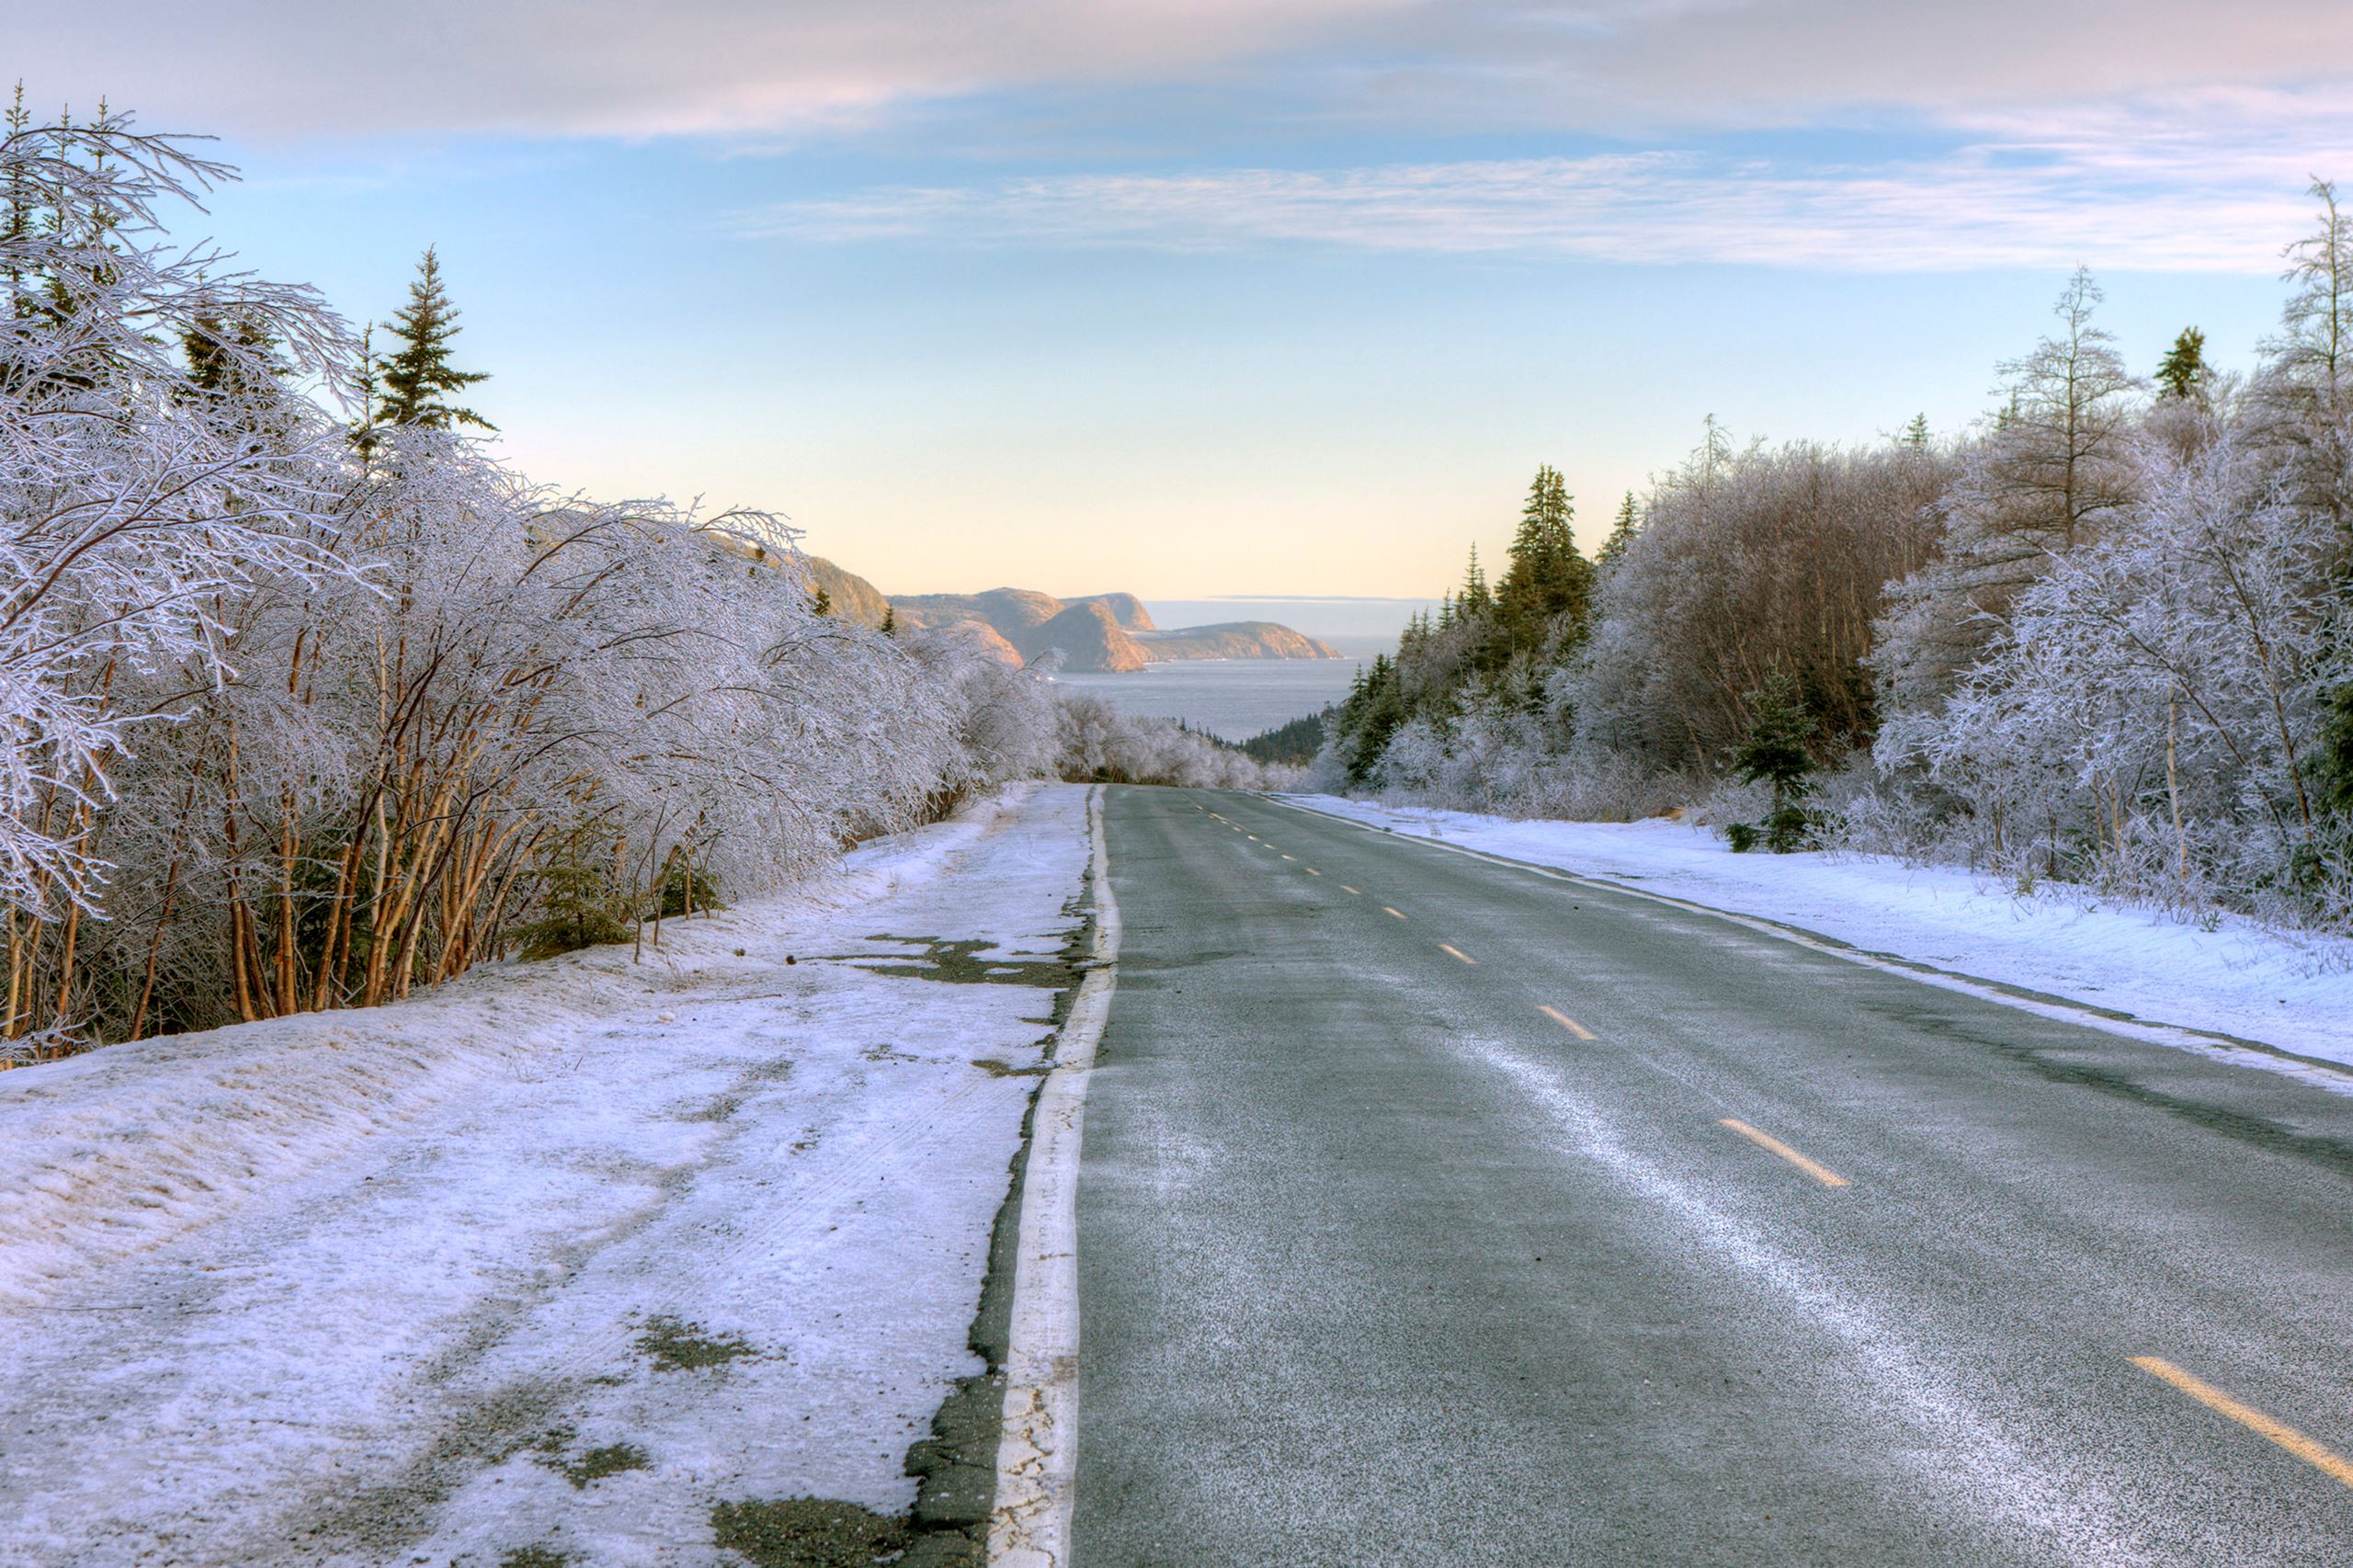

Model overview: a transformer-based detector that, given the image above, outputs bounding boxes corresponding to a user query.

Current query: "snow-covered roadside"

[1281,794,2353,1072]
[0,782,1094,1568]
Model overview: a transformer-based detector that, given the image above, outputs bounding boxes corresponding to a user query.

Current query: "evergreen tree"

[1457,544,1492,618]
[2320,686,2353,820]
[3,85,30,323]
[1346,653,1407,784]
[1597,491,1639,569]
[812,584,833,617]
[1495,463,1595,647]
[2156,326,2209,403]
[1904,413,1931,450]
[881,604,897,637]
[183,313,286,399]
[1729,672,1820,853]
[376,246,493,431]
[348,324,385,454]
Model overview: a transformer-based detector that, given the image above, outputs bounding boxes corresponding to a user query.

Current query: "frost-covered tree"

[2255,181,2353,555]
[1873,268,2143,768]
[1914,425,2346,914]
[0,100,1097,1057]
[1574,433,1946,771]
[1312,204,2353,932]
[0,106,351,1004]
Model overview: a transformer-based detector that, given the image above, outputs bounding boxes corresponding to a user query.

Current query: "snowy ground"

[0,782,1093,1568]
[1283,794,2353,1073]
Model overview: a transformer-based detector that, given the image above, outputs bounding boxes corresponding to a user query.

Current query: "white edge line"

[990,783,1120,1563]
[1257,793,2353,1099]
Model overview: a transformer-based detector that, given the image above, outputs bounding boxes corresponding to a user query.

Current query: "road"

[1069,785,2353,1566]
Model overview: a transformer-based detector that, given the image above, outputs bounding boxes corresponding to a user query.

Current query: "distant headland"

[803,557,1342,674]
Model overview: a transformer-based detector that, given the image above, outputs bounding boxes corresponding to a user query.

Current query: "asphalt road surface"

[1070,785,2353,1566]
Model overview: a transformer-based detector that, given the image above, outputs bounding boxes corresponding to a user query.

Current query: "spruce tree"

[812,585,833,617]
[1495,463,1594,644]
[1458,544,1492,617]
[881,604,897,637]
[1597,491,1639,569]
[376,246,493,431]
[1346,653,1407,784]
[183,313,286,399]
[2156,326,2209,403]
[1729,672,1820,852]
[4,85,29,323]
[1904,412,1931,450]
[349,324,383,453]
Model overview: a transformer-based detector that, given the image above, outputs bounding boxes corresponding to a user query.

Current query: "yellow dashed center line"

[1340,885,1360,895]
[1538,1005,1596,1040]
[2132,1358,2353,1490]
[1382,906,1407,921]
[1719,1119,1850,1187]
[1305,868,1321,876]
[1439,943,1476,965]
[1281,854,1295,861]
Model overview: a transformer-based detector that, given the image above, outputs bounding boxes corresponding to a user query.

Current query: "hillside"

[891,586,1338,671]
[1029,601,1152,672]
[801,555,892,630]
[893,586,1065,639]
[798,559,1340,672]
[1137,621,1340,661]
[1064,593,1154,631]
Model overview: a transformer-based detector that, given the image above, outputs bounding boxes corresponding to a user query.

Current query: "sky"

[14,1,2353,612]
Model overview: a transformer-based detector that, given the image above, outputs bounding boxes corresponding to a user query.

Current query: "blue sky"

[16,1,2351,602]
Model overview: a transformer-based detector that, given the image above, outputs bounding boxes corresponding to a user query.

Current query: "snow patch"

[0,782,1092,1567]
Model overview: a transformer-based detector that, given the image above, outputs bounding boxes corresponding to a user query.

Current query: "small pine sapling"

[1730,672,1821,853]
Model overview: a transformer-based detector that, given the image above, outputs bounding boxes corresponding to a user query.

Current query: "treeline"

[1055,699,1297,789]
[1239,711,1328,767]
[1321,186,2353,933]
[0,103,1280,1062]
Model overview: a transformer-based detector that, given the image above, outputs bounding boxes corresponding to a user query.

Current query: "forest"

[1320,189,2353,937]
[0,102,1279,1061]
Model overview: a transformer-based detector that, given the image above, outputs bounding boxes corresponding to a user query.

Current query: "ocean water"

[1050,639,1385,742]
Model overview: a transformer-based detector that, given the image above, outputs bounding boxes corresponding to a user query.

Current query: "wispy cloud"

[13,0,2353,147]
[5,0,1399,142]
[735,87,2353,271]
